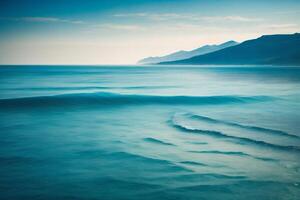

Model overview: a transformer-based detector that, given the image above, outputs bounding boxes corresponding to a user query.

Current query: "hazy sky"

[0,0,299,65]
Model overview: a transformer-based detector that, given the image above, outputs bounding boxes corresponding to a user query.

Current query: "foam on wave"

[185,113,299,139]
[170,116,300,152]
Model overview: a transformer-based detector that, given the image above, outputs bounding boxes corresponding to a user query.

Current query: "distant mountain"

[160,33,300,66]
[137,41,238,64]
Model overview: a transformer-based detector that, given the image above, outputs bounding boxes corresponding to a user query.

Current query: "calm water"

[0,65,300,200]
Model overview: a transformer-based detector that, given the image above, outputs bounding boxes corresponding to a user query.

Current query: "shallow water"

[0,65,300,199]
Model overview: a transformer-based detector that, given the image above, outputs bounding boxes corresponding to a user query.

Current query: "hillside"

[138,41,238,64]
[160,33,300,66]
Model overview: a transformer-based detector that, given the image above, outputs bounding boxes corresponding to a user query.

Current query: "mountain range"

[137,41,238,64]
[159,33,300,66]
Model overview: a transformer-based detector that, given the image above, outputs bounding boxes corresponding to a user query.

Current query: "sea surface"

[0,65,300,200]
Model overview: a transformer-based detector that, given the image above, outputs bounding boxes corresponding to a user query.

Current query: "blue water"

[0,65,300,200]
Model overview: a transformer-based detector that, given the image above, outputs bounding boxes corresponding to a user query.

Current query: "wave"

[93,176,162,191]
[160,173,247,181]
[76,150,192,172]
[188,150,278,162]
[153,179,291,197]
[187,141,208,145]
[143,138,175,146]
[170,117,300,152]
[7,85,177,91]
[0,92,273,108]
[185,113,300,139]
[179,161,208,166]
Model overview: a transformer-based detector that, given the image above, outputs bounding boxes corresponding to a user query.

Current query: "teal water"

[0,65,300,200]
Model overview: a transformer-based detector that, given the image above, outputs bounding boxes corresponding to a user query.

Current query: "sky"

[0,0,299,65]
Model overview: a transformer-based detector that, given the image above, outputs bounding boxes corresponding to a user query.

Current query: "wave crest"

[0,92,273,109]
[170,115,300,152]
[185,113,300,139]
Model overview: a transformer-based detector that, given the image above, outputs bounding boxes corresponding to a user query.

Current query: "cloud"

[0,16,145,32]
[114,13,196,21]
[266,23,299,29]
[114,13,149,18]
[113,12,262,22]
[94,24,145,31]
[0,17,85,24]
[201,16,262,22]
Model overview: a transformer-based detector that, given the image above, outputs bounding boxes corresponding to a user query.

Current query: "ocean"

[0,65,300,199]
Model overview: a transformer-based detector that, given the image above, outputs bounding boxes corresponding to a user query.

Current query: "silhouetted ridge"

[138,41,238,64]
[160,33,300,66]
